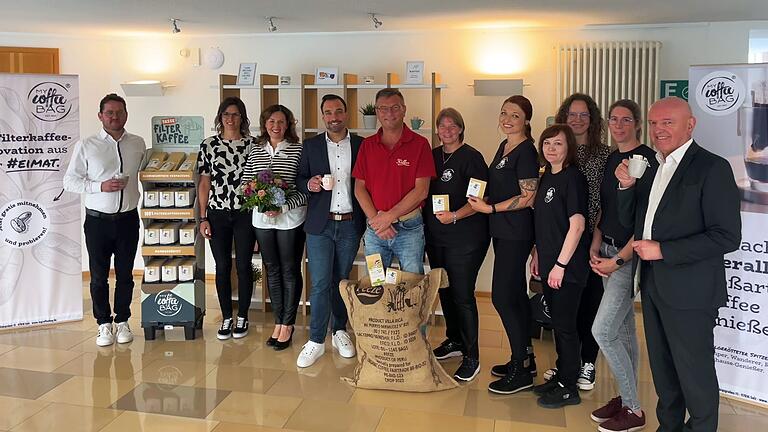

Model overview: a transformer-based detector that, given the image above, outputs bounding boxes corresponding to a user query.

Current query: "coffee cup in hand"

[628,155,649,178]
[321,174,334,190]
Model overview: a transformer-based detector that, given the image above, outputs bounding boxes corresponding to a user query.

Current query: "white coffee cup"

[628,155,650,178]
[321,174,334,190]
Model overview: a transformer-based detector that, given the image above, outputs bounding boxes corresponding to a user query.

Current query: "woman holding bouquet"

[197,97,256,341]
[242,104,307,350]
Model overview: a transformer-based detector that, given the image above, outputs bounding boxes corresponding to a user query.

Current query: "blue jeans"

[591,241,641,411]
[306,219,362,343]
[363,213,425,274]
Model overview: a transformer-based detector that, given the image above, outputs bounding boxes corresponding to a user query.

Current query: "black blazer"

[617,141,741,310]
[296,132,366,236]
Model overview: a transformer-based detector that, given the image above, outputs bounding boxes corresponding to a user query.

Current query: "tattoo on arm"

[520,178,539,192]
[506,178,539,210]
[506,196,521,210]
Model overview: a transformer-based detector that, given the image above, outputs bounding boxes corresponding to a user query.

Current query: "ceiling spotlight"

[170,18,181,34]
[370,13,383,29]
[266,16,278,33]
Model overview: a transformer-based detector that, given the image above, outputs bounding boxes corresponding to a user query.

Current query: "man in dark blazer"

[295,94,365,368]
[616,97,741,432]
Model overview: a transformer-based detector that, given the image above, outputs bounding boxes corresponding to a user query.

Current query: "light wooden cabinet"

[0,47,59,74]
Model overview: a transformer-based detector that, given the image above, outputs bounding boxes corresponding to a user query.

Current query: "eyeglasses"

[222,112,241,118]
[567,112,590,120]
[375,104,403,113]
[101,110,126,118]
[608,117,635,126]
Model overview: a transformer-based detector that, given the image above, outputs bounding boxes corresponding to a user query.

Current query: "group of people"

[66,87,740,432]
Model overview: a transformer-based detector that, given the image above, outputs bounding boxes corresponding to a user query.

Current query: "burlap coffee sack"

[339,268,458,392]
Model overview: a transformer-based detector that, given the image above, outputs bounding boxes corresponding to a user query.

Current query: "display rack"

[139,144,205,340]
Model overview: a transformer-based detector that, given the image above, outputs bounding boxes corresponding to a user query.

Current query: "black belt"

[86,208,137,221]
[329,212,353,221]
[602,234,626,249]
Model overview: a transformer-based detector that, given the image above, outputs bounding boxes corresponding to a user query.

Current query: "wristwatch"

[615,257,625,266]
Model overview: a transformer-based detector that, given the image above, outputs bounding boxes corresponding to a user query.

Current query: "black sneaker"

[537,382,581,408]
[577,362,596,390]
[488,360,533,394]
[217,318,233,340]
[433,339,463,360]
[232,317,249,339]
[533,375,561,396]
[492,351,538,377]
[454,357,481,382]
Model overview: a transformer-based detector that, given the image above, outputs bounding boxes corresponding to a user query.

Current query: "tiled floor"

[0,277,766,431]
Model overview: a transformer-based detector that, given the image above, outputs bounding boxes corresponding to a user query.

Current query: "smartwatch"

[615,257,625,266]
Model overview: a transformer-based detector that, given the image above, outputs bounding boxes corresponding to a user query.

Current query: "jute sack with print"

[339,268,458,392]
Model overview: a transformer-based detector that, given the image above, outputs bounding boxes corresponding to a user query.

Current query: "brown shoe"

[598,408,646,432]
[590,396,622,422]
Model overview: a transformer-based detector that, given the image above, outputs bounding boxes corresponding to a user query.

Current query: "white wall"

[1,20,764,290]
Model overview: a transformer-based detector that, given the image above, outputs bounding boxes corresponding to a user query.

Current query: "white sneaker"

[296,341,325,368]
[96,323,115,346]
[332,330,356,358]
[115,322,134,344]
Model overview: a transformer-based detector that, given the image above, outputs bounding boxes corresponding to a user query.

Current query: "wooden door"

[0,47,59,74]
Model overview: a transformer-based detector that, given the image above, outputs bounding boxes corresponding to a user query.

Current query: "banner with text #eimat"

[0,73,82,329]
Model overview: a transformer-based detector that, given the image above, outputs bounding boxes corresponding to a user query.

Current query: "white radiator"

[556,41,662,143]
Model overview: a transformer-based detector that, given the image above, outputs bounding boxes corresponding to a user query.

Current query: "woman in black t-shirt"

[197,97,256,340]
[467,95,540,394]
[588,100,656,429]
[425,108,490,382]
[531,124,590,409]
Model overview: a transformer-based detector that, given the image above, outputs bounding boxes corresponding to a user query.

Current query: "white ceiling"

[1,0,767,36]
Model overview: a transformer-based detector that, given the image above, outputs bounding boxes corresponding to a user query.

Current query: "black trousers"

[543,279,584,388]
[84,210,139,325]
[256,225,305,326]
[208,209,257,319]
[641,262,720,432]
[491,237,534,363]
[426,239,489,360]
[577,268,604,364]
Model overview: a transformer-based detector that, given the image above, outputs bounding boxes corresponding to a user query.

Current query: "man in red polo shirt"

[352,88,436,274]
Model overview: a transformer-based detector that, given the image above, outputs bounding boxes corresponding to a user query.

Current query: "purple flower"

[257,169,273,184]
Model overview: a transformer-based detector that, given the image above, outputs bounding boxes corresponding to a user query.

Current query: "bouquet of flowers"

[240,169,292,213]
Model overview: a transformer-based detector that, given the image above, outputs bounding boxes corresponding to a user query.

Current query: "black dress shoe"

[266,337,278,346]
[274,326,294,351]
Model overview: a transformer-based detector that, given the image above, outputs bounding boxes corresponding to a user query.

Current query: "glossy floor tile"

[0,278,764,431]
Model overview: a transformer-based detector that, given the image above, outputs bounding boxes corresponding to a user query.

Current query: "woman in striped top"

[242,104,307,350]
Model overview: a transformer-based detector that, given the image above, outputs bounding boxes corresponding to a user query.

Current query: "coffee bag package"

[145,151,167,171]
[178,259,195,282]
[178,222,196,245]
[431,194,450,213]
[365,253,386,286]
[144,258,165,283]
[159,222,180,245]
[385,268,402,285]
[177,152,197,171]
[144,222,162,245]
[339,268,456,392]
[174,188,194,207]
[159,152,186,171]
[161,258,182,283]
[143,189,159,208]
[466,178,487,198]
[159,188,176,208]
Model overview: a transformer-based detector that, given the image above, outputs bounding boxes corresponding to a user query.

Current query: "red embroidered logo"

[396,159,410,167]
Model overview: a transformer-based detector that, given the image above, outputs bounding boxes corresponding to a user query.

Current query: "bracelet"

[555,260,567,269]
[491,204,497,214]
[452,212,457,224]
[199,217,208,223]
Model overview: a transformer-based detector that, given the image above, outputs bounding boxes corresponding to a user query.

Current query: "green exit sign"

[660,80,689,100]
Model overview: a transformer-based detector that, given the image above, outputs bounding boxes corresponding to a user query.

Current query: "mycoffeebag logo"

[27,81,73,122]
[155,290,183,317]
[695,71,745,116]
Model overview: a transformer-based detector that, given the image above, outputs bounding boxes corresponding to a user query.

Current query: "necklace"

[442,144,461,164]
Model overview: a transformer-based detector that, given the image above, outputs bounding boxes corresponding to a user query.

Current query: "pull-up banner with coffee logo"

[691,64,768,407]
[0,73,82,329]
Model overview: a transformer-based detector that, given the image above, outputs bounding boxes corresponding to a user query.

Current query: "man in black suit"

[295,94,365,368]
[616,97,741,432]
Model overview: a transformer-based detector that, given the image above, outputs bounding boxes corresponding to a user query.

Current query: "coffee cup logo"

[0,199,50,249]
[27,81,73,122]
[695,71,745,117]
[156,290,182,317]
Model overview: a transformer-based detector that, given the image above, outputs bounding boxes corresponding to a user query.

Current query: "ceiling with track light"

[1,0,767,36]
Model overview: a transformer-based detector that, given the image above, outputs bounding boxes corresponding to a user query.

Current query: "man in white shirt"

[64,93,146,347]
[295,95,365,367]
[616,97,741,432]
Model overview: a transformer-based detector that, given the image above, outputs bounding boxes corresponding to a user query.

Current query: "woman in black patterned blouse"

[197,96,256,341]
[242,104,307,350]
[553,93,610,390]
